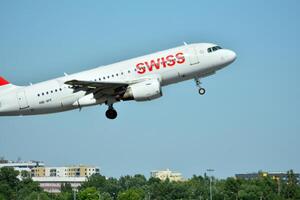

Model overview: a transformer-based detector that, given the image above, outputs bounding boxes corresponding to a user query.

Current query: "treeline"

[0,167,300,200]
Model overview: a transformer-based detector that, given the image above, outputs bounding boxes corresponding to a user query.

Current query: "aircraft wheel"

[105,108,117,119]
[198,88,206,95]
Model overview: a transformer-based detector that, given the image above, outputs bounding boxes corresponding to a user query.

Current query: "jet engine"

[122,79,162,101]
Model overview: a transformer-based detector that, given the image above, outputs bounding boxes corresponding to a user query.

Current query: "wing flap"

[65,79,128,97]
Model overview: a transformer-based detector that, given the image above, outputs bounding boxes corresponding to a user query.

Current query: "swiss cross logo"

[136,52,185,74]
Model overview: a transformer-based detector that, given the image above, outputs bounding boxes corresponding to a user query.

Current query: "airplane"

[0,43,236,119]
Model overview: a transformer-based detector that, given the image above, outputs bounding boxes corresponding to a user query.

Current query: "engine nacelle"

[122,79,162,101]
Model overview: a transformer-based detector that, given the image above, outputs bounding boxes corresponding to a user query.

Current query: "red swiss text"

[136,52,185,74]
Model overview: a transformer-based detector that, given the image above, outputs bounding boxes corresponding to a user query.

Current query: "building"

[31,165,100,177]
[235,171,300,182]
[0,160,44,179]
[0,159,100,193]
[31,165,100,192]
[151,169,184,182]
[32,176,87,193]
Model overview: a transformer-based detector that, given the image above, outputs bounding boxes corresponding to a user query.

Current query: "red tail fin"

[0,77,10,86]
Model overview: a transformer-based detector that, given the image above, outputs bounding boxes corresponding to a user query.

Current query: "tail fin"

[0,77,10,86]
[0,77,18,93]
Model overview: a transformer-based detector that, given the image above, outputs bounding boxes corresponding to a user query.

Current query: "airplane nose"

[227,50,237,62]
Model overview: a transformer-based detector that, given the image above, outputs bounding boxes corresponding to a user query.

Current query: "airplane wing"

[64,79,128,98]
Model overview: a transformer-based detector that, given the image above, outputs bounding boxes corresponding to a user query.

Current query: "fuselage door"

[17,91,29,109]
[188,46,200,65]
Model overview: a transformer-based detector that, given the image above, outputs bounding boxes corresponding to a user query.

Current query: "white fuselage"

[0,43,236,116]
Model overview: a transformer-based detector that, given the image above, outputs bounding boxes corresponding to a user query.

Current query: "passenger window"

[212,47,218,51]
[208,48,212,53]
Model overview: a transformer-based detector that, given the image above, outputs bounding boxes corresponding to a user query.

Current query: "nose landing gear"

[194,77,206,95]
[105,104,117,119]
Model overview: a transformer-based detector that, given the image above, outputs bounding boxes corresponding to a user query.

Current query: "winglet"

[0,77,10,86]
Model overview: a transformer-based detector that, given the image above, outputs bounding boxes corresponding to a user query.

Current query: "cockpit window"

[207,46,222,53]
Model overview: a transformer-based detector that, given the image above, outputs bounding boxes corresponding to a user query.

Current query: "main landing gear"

[194,77,206,95]
[105,104,117,119]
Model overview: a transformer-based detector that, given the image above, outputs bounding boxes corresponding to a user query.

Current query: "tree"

[238,184,262,200]
[99,192,113,200]
[78,187,99,200]
[0,167,19,189]
[24,192,50,200]
[20,170,31,179]
[283,170,299,199]
[80,174,107,190]
[118,175,147,190]
[17,178,42,199]
[61,183,73,193]
[0,167,20,199]
[117,188,143,200]
[224,177,241,200]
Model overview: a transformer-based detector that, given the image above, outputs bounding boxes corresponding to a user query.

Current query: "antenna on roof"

[183,41,188,46]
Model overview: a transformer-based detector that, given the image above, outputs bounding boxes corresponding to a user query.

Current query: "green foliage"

[117,188,143,200]
[78,187,99,200]
[80,174,107,190]
[61,183,73,193]
[99,192,113,200]
[24,192,50,200]
[0,167,19,199]
[282,170,300,200]
[1,167,300,200]
[20,170,31,179]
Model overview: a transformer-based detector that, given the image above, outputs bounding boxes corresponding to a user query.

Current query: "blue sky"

[0,0,299,178]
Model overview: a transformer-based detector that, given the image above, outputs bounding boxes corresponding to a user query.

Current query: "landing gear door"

[17,91,29,109]
[188,46,199,65]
